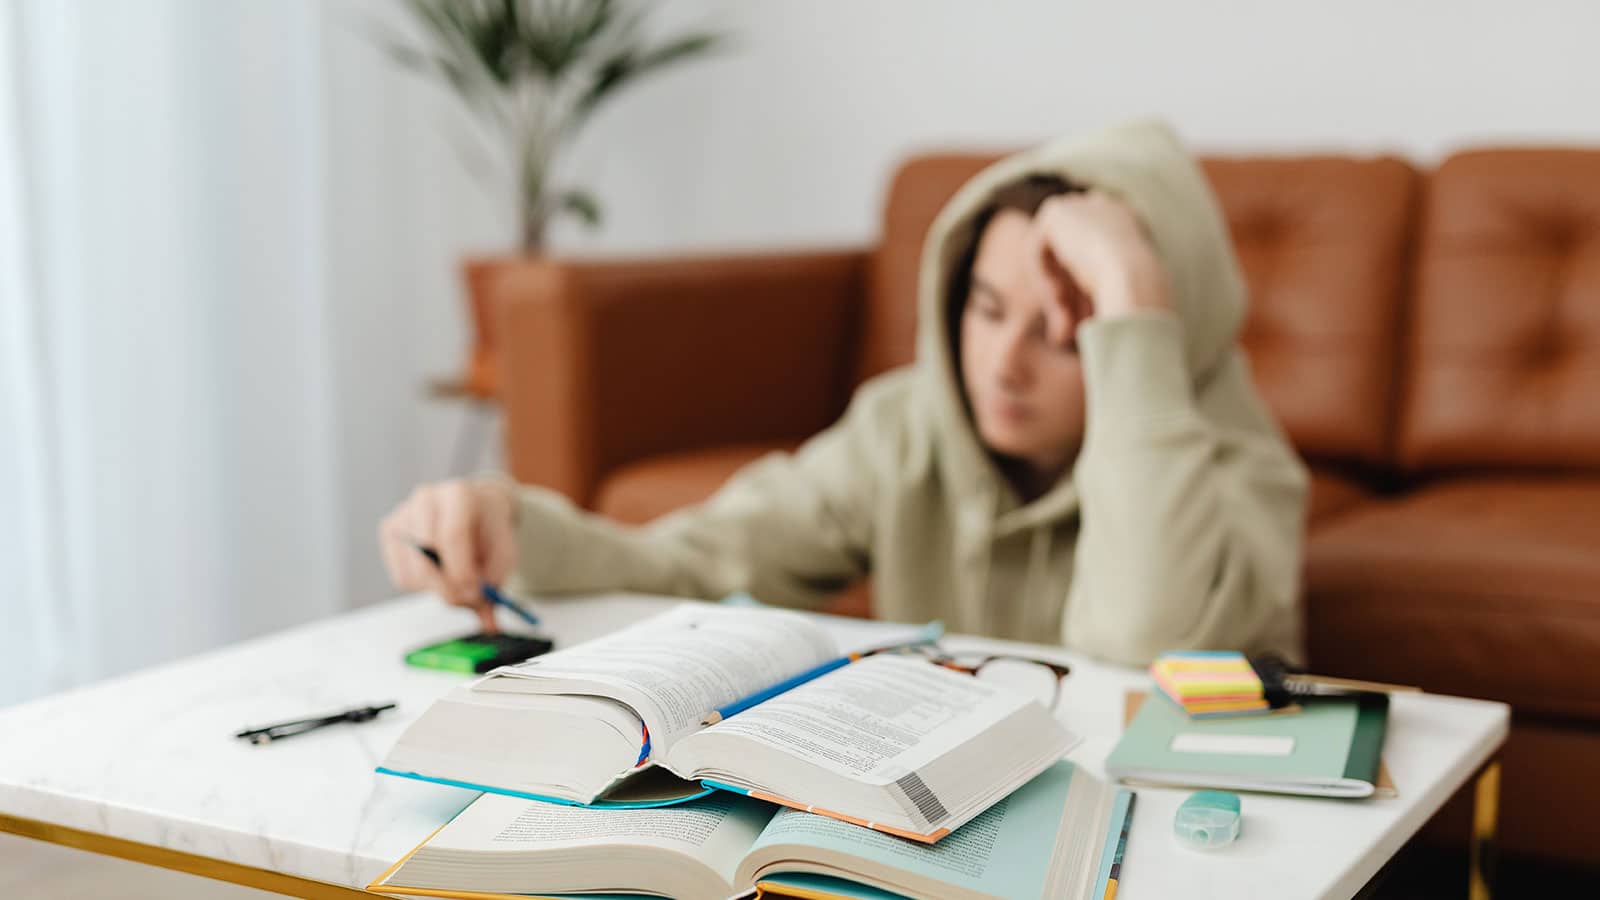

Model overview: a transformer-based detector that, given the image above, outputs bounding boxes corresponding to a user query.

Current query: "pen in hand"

[408,541,542,632]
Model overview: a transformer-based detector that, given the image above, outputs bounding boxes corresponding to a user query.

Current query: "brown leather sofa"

[489,147,1600,866]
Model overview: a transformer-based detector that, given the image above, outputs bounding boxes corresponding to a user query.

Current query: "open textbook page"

[477,605,839,749]
[370,762,1133,900]
[740,761,1129,900]
[668,655,1077,841]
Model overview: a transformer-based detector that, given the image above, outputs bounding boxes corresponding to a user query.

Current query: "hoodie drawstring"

[1022,525,1053,640]
[972,488,999,636]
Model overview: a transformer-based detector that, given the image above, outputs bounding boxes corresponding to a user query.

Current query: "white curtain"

[0,0,500,707]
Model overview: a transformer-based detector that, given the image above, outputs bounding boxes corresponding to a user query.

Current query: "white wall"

[319,0,510,609]
[539,0,1600,255]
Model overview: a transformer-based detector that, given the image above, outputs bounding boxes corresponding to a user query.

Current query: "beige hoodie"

[507,120,1309,665]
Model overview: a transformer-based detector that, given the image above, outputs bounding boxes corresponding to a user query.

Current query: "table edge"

[0,811,370,900]
[1326,712,1511,898]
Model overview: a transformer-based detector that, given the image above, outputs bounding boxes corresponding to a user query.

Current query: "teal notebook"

[1105,692,1388,798]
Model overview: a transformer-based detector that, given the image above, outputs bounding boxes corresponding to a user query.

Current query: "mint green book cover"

[1105,693,1387,797]
[747,761,1127,899]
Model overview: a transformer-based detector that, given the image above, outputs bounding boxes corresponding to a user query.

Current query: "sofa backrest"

[1400,149,1600,472]
[859,154,994,382]
[1203,157,1417,468]
[860,151,1419,471]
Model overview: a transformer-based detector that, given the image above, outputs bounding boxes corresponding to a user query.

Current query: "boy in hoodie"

[379,121,1309,665]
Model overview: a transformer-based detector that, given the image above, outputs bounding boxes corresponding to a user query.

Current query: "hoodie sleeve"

[500,379,897,611]
[1063,310,1309,665]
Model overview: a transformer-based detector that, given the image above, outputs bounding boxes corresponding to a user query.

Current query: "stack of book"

[371,605,1135,900]
[1117,651,1400,800]
[1150,651,1271,718]
[1106,686,1391,799]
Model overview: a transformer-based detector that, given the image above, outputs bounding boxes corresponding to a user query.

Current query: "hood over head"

[913,119,1248,527]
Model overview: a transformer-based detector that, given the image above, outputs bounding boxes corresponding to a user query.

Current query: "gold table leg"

[0,812,372,899]
[1469,759,1501,900]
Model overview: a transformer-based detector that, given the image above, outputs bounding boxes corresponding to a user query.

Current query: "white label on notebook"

[1170,733,1295,756]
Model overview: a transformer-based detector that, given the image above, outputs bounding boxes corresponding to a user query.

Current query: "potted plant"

[385,0,725,398]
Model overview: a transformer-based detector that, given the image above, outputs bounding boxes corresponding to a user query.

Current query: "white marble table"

[0,593,1508,900]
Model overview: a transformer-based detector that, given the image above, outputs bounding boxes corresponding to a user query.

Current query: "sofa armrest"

[493,249,870,504]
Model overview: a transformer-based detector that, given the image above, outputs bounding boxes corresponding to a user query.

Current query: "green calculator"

[405,632,554,674]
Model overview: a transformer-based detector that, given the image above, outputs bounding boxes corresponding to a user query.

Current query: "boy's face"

[959,208,1087,481]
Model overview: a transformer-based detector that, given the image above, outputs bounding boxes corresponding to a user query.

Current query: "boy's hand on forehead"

[1030,191,1171,345]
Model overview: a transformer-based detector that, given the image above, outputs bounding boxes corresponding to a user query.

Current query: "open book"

[368,760,1133,900]
[378,605,1076,842]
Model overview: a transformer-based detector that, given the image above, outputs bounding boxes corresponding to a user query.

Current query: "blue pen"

[411,543,542,629]
[479,581,542,630]
[698,621,944,726]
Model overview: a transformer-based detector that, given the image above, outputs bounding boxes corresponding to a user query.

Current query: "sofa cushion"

[593,442,797,525]
[1305,476,1600,721]
[1307,466,1372,525]
[1400,149,1600,471]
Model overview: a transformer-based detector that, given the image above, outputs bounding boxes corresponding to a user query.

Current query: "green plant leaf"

[520,0,617,80]
[395,1,496,98]
[575,30,724,119]
[375,1,727,247]
[558,189,603,228]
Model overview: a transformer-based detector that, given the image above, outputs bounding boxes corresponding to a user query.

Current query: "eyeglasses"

[868,643,1071,711]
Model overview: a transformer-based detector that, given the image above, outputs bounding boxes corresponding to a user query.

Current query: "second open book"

[370,759,1132,900]
[378,604,1076,842]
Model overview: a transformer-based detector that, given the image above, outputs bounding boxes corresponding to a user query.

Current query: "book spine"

[1341,693,1390,784]
[1092,790,1136,900]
